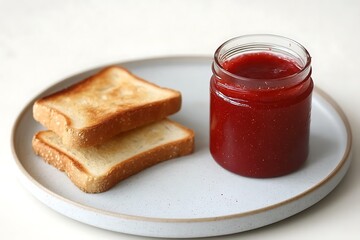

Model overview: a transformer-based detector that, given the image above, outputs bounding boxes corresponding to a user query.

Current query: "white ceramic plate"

[12,56,352,238]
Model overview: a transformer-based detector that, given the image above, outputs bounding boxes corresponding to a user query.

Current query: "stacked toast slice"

[32,66,194,193]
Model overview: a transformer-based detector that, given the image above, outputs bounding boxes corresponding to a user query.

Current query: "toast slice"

[32,119,195,193]
[33,66,181,147]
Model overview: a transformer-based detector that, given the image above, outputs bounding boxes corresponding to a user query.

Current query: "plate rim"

[11,55,353,224]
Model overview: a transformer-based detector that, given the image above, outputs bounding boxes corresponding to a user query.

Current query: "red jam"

[222,53,301,79]
[210,36,313,178]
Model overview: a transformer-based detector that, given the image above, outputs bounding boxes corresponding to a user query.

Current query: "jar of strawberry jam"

[210,34,313,178]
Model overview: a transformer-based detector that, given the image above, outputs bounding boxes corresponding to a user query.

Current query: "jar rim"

[213,34,312,84]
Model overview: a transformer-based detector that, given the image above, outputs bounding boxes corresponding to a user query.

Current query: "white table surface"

[1,0,359,239]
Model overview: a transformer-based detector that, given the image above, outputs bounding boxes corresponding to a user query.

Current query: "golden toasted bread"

[32,119,194,193]
[33,66,181,147]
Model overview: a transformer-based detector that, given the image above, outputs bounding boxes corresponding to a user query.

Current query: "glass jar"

[210,34,313,178]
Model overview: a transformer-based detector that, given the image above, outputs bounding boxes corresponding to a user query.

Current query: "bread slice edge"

[32,120,195,193]
[32,66,182,147]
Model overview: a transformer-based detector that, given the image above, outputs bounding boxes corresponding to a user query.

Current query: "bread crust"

[32,121,195,193]
[33,66,181,147]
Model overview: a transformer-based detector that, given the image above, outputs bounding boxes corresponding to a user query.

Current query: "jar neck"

[212,34,312,90]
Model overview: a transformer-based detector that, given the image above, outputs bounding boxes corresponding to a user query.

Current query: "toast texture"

[32,119,195,193]
[33,66,181,147]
